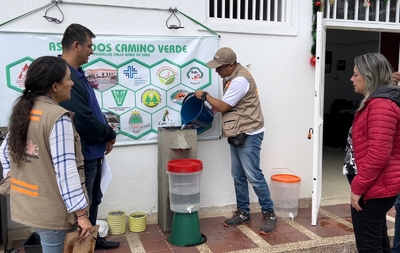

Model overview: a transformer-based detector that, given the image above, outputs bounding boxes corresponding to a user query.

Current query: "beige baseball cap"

[206,47,237,68]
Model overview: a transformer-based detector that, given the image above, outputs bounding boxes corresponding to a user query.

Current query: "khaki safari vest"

[10,96,87,230]
[221,63,264,138]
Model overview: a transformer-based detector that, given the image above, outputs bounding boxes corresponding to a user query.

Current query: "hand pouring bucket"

[180,93,214,128]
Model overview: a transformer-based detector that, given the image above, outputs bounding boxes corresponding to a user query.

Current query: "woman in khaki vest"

[0,56,92,253]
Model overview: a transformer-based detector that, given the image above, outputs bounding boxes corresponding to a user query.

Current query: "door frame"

[312,11,326,226]
[312,17,400,226]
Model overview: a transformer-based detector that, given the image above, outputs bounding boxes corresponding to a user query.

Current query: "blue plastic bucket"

[181,94,214,128]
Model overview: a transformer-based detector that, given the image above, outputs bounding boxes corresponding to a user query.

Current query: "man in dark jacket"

[59,23,119,249]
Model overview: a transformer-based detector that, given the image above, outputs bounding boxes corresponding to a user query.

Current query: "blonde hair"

[354,53,394,110]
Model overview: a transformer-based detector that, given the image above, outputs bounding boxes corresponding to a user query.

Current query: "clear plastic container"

[167,159,203,213]
[270,174,301,218]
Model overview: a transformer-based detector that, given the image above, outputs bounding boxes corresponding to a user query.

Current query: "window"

[209,0,286,22]
[203,0,299,36]
[325,0,400,23]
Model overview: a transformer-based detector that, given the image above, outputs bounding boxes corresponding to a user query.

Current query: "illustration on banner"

[5,57,212,141]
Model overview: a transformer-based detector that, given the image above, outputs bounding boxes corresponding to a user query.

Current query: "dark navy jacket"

[60,65,116,160]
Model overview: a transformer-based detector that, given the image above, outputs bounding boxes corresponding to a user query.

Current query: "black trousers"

[347,174,356,185]
[351,195,397,252]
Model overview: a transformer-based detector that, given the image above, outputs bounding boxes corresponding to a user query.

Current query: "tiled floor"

[133,204,394,253]
[9,233,130,253]
[10,203,386,252]
[5,147,397,252]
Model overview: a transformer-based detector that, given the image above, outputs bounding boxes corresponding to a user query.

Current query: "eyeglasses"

[216,64,230,72]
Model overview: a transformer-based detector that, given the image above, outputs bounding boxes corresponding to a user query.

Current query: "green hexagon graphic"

[82,58,119,92]
[150,59,181,90]
[6,57,35,93]
[151,106,181,131]
[101,84,135,115]
[158,68,176,85]
[116,58,151,91]
[118,108,156,139]
[180,58,212,91]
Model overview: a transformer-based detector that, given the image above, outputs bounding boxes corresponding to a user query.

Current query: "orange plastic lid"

[271,174,301,183]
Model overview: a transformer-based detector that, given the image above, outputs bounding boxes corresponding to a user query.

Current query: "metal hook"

[43,1,64,24]
[166,7,184,29]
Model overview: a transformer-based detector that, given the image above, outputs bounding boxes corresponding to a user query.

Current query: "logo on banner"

[129,110,150,133]
[16,63,30,88]
[158,109,176,126]
[170,89,189,105]
[123,66,138,79]
[187,67,203,85]
[122,65,148,86]
[156,66,177,85]
[111,90,128,106]
[141,89,161,107]
[1,33,218,145]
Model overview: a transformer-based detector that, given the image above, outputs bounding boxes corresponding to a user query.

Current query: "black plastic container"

[22,232,42,253]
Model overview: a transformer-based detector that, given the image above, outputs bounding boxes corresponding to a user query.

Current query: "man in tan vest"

[194,47,276,235]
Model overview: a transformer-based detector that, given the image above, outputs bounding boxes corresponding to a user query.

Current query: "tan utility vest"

[221,64,264,138]
[10,96,87,230]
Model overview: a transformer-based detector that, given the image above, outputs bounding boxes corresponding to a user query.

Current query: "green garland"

[311,0,389,65]
[311,0,324,66]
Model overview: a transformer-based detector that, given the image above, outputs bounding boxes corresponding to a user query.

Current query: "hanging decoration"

[363,0,371,7]
[310,56,317,67]
[312,0,389,66]
[311,0,324,67]
[347,0,388,5]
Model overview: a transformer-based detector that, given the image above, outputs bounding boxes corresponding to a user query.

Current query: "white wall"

[0,0,315,219]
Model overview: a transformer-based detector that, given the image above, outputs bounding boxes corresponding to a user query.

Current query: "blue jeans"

[36,227,75,253]
[392,194,400,252]
[229,132,274,214]
[85,158,103,226]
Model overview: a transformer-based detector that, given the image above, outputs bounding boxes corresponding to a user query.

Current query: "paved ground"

[7,204,397,253]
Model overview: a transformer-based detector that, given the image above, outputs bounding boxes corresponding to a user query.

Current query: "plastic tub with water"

[167,159,203,213]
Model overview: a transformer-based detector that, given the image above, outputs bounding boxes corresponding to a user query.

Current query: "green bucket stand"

[168,212,206,247]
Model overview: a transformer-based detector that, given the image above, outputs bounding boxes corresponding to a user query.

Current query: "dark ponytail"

[8,56,67,167]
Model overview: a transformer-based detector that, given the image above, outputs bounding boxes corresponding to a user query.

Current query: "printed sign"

[0,33,221,145]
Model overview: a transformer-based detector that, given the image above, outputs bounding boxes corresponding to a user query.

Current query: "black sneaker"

[260,211,277,235]
[223,208,251,227]
[95,236,120,249]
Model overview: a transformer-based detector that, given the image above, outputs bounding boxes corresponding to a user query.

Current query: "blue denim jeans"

[35,227,75,253]
[229,132,274,214]
[392,194,400,252]
[85,158,103,226]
